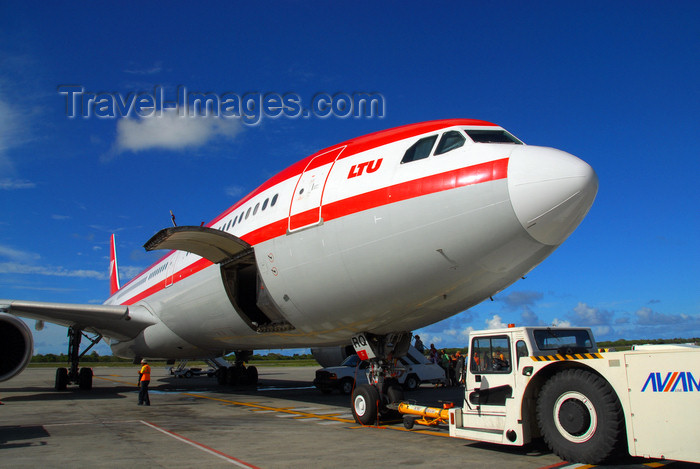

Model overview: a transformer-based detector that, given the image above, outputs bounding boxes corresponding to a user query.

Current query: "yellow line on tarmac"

[94,374,452,438]
[183,393,356,424]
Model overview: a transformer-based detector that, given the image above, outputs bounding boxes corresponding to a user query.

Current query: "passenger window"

[401,135,438,164]
[271,194,278,206]
[245,207,251,219]
[516,340,529,366]
[262,198,269,211]
[434,131,466,155]
[253,202,260,216]
[470,336,511,374]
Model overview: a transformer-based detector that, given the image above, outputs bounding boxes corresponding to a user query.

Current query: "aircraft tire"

[536,368,624,464]
[352,384,379,425]
[246,366,258,386]
[227,367,241,386]
[78,367,93,390]
[55,367,68,391]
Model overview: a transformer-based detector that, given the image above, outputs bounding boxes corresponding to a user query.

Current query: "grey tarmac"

[1,366,696,469]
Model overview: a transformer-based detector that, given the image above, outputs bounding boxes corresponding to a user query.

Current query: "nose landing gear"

[350,331,411,425]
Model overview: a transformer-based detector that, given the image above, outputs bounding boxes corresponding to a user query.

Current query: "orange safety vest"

[139,364,151,382]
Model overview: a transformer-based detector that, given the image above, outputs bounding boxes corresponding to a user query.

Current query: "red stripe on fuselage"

[209,119,498,227]
[118,157,508,305]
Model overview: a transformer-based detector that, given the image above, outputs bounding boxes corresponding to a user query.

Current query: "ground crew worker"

[414,335,425,353]
[138,359,151,406]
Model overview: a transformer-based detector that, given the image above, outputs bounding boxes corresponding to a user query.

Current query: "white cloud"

[225,185,246,198]
[0,262,106,280]
[499,291,543,310]
[0,91,37,188]
[0,178,36,190]
[551,318,572,327]
[635,307,693,326]
[443,326,474,343]
[118,265,145,283]
[123,61,163,75]
[572,302,611,326]
[114,108,242,153]
[485,314,507,329]
[0,97,19,159]
[0,244,40,262]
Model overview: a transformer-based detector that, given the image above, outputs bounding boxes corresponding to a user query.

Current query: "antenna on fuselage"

[170,210,177,227]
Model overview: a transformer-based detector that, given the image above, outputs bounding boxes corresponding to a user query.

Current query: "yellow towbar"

[398,402,453,429]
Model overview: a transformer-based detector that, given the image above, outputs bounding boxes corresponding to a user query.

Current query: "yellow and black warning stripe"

[530,352,603,362]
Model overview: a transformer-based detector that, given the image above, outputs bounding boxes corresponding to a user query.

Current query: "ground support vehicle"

[314,345,445,394]
[169,360,217,378]
[397,326,700,465]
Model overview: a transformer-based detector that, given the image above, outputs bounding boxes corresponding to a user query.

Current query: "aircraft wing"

[0,299,157,341]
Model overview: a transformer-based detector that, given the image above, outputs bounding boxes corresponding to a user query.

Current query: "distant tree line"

[248,352,315,361]
[31,351,316,363]
[597,337,699,351]
[31,338,698,363]
[31,351,131,363]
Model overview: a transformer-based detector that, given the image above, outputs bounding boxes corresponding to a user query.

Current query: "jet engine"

[311,345,356,367]
[0,313,34,382]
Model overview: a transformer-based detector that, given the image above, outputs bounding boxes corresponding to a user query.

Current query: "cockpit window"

[435,131,466,155]
[401,135,438,163]
[465,129,523,144]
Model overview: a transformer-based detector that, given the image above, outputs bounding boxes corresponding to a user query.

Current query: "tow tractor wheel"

[536,368,625,464]
[78,367,93,390]
[352,384,379,425]
[55,367,68,391]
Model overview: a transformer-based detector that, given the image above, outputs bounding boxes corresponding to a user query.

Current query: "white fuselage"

[105,120,598,359]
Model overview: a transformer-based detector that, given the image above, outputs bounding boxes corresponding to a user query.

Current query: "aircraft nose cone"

[508,146,598,246]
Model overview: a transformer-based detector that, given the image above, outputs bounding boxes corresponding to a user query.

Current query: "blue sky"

[1,1,698,355]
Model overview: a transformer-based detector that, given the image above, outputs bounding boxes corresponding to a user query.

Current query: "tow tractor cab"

[459,327,597,443]
[449,326,700,465]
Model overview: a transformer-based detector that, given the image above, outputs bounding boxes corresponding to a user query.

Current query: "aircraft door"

[165,251,182,287]
[288,146,345,232]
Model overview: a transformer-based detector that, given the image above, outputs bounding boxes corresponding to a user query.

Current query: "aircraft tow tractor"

[395,326,700,465]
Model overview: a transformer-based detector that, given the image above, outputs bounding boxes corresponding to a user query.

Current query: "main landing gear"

[351,332,410,425]
[215,350,259,387]
[55,326,102,391]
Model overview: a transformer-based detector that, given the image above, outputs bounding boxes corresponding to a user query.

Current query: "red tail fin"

[109,234,121,295]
